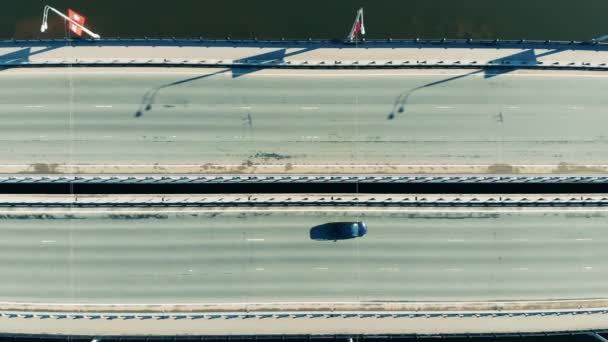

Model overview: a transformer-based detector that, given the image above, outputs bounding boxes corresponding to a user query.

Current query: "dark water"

[2,0,608,41]
[4,182,608,195]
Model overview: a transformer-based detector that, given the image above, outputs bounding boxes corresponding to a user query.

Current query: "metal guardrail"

[1,175,607,184]
[2,195,608,207]
[1,332,607,341]
[1,309,608,320]
[0,37,606,45]
[1,38,607,70]
[2,59,608,71]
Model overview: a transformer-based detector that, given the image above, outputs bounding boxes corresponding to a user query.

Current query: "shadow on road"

[135,69,228,117]
[387,48,565,120]
[134,46,317,117]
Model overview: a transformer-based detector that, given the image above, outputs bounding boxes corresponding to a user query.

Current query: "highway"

[1,206,607,304]
[2,68,608,174]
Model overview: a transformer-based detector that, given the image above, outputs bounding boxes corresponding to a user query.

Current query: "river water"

[2,0,608,41]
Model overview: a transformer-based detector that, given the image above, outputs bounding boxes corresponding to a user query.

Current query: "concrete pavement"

[2,68,608,175]
[1,206,607,305]
[3,205,608,335]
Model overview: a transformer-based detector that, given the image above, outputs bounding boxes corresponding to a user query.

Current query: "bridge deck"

[1,68,608,175]
[2,205,607,304]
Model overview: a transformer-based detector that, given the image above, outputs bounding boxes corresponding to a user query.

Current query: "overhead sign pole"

[346,8,365,43]
[40,5,100,39]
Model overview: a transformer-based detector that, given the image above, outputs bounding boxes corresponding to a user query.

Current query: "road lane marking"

[583,266,593,270]
[25,105,44,108]
[435,106,453,109]
[507,106,519,109]
[237,106,252,110]
[300,106,319,110]
[255,268,265,271]
[512,267,529,271]
[575,238,592,241]
[40,240,56,244]
[246,238,264,242]
[93,105,113,108]
[447,239,465,242]
[313,267,329,270]
[379,267,399,272]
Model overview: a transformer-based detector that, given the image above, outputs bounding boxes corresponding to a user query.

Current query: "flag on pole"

[67,9,86,37]
[347,8,365,42]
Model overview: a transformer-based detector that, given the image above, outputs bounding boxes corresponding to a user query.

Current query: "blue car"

[310,221,368,241]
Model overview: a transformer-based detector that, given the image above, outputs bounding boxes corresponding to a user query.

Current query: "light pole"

[40,5,100,39]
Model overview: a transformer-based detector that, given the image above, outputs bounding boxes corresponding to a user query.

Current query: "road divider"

[1,194,608,208]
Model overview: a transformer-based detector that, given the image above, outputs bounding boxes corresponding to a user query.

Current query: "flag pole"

[346,8,365,44]
[41,5,101,39]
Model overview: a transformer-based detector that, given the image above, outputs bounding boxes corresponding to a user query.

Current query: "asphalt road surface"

[1,207,606,304]
[1,68,608,174]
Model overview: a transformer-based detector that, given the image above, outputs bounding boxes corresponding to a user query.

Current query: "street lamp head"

[40,5,101,39]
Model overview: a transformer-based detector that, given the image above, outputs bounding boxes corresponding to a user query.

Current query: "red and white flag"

[67,9,86,37]
[348,8,366,41]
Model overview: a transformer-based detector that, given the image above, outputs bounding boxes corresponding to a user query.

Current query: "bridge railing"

[2,308,608,320]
